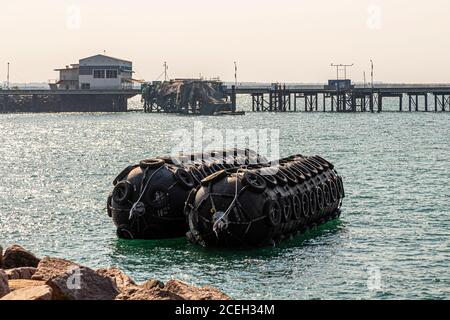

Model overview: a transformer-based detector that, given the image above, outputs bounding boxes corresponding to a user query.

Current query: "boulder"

[5,267,37,280]
[141,279,164,290]
[0,269,10,298]
[0,245,3,268]
[96,267,136,292]
[8,279,46,291]
[165,279,231,300]
[0,246,233,301]
[32,257,79,281]
[116,286,183,301]
[0,285,53,301]
[46,265,119,300]
[115,279,230,301]
[2,245,40,269]
[32,257,120,300]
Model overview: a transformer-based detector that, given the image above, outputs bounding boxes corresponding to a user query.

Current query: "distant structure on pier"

[51,54,135,90]
[141,79,240,115]
[0,54,140,113]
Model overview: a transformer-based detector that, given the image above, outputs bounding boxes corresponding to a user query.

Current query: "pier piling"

[231,85,237,113]
[227,83,450,113]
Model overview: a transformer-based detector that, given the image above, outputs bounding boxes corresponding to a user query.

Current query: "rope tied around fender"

[212,168,246,237]
[129,165,165,220]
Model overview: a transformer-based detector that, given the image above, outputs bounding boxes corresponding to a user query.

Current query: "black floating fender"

[264,200,282,227]
[139,158,165,169]
[109,150,268,240]
[241,171,267,193]
[185,154,344,248]
[174,168,196,190]
[112,181,132,205]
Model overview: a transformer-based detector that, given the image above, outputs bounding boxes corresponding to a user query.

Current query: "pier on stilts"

[1,82,450,114]
[0,89,140,113]
[230,82,450,113]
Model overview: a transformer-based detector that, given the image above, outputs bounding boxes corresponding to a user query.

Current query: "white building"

[53,64,79,90]
[53,54,133,90]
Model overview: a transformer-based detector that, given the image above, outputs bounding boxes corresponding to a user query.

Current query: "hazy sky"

[1,0,449,83]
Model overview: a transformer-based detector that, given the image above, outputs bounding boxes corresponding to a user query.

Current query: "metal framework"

[433,93,450,112]
[248,87,450,113]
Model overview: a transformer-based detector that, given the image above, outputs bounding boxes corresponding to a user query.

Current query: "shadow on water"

[108,219,347,268]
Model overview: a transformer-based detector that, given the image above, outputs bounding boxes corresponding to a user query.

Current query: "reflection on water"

[107,219,347,300]
[111,219,345,264]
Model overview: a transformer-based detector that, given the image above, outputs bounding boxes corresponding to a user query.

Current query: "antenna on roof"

[234,61,238,88]
[330,63,354,80]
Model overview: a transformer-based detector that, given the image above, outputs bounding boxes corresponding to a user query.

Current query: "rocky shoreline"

[0,245,231,301]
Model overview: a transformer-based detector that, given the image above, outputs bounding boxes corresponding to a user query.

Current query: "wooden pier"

[2,84,450,113]
[226,84,450,113]
[0,89,141,113]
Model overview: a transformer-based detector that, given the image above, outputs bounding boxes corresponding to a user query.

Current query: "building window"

[93,70,105,78]
[106,70,118,79]
[81,83,91,90]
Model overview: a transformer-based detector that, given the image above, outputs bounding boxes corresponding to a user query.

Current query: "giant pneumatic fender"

[108,149,268,240]
[185,155,345,248]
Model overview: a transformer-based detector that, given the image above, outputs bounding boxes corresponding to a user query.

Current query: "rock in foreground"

[116,279,231,301]
[0,270,10,298]
[116,285,184,301]
[0,244,231,300]
[5,267,37,280]
[2,245,40,269]
[32,257,79,281]
[8,279,46,291]
[96,267,136,292]
[165,280,231,300]
[0,285,53,301]
[47,265,120,300]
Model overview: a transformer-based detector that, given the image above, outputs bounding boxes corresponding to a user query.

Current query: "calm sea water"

[0,97,449,300]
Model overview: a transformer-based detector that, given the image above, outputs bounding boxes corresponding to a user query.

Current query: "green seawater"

[1,99,449,300]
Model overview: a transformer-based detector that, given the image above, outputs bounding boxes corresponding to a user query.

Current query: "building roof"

[79,54,132,64]
[54,66,79,71]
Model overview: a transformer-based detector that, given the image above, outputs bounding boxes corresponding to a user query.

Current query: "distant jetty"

[232,82,450,113]
[1,54,449,114]
[2,82,450,114]
[0,89,140,113]
[0,244,230,300]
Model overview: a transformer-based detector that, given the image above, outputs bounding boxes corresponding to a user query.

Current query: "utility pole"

[163,62,168,82]
[370,59,374,89]
[7,62,10,89]
[364,71,367,88]
[234,61,238,88]
[370,59,375,113]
